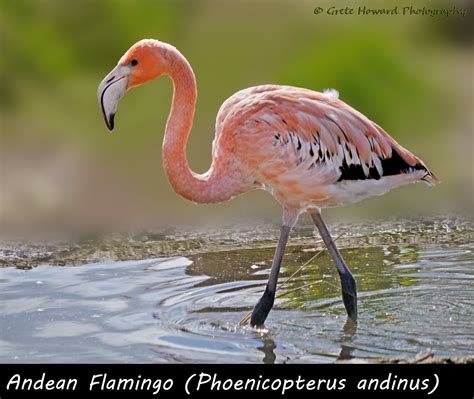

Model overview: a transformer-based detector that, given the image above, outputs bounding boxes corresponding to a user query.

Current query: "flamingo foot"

[250,286,275,328]
[339,270,358,322]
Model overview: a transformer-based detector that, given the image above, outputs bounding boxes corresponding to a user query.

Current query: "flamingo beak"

[97,65,131,131]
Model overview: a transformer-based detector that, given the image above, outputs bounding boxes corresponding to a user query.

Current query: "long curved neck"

[162,49,224,204]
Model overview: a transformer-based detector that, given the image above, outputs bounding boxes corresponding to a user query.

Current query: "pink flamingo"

[98,39,437,327]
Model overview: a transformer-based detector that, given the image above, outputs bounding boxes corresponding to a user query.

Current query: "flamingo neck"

[162,48,221,204]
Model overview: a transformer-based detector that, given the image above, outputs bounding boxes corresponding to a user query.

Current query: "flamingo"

[98,39,437,327]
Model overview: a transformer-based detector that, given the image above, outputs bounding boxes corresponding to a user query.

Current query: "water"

[1,217,473,363]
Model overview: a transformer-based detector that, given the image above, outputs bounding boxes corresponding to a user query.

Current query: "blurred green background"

[1,0,472,235]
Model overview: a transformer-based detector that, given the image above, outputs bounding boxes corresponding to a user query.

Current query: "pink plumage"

[215,84,436,214]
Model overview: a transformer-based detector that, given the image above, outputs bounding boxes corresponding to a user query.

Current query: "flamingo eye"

[130,59,138,66]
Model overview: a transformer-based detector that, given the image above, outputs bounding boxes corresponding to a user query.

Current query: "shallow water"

[1,217,473,363]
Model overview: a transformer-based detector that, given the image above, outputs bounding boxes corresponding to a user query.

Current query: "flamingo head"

[98,39,169,131]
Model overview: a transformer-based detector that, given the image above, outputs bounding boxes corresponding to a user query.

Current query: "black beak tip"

[107,113,115,131]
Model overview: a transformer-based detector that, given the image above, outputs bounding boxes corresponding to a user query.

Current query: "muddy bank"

[0,226,280,268]
[1,217,472,268]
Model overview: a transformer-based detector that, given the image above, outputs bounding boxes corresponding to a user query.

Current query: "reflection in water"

[257,334,277,364]
[337,319,358,361]
[280,244,422,311]
[0,218,473,363]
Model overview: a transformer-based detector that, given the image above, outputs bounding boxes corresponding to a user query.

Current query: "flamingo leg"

[309,209,358,322]
[250,224,291,327]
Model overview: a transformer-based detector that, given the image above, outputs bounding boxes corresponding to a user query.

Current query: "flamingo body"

[214,84,435,214]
